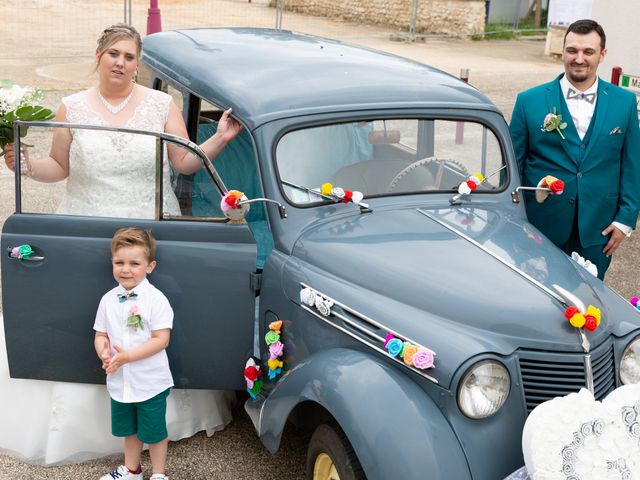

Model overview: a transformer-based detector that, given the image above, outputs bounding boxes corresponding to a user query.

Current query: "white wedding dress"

[0,87,235,465]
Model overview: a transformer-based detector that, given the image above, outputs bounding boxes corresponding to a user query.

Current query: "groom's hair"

[564,19,606,50]
[110,227,157,262]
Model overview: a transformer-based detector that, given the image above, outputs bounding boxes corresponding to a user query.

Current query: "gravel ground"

[1,3,639,480]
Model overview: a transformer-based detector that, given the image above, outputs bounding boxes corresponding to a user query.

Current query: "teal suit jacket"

[510,74,640,247]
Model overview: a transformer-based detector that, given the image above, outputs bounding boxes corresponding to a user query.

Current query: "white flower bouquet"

[0,80,55,156]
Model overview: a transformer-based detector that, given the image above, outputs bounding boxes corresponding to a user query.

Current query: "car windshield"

[276,118,507,204]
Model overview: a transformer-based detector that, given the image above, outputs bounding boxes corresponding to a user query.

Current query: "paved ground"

[1,2,639,479]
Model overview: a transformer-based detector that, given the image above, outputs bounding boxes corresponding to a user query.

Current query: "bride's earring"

[132,70,138,83]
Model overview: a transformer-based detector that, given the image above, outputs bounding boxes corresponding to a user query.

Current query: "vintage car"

[3,28,640,480]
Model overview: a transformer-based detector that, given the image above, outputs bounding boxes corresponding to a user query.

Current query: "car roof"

[142,27,499,130]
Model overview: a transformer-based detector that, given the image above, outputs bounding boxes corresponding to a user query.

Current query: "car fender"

[259,347,471,480]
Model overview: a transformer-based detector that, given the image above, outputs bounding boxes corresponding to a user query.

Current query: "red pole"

[455,68,469,144]
[611,66,622,85]
[147,0,162,35]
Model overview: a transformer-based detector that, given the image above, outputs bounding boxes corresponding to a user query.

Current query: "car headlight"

[620,336,640,385]
[457,360,510,419]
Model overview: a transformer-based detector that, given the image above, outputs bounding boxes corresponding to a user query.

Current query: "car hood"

[285,204,636,385]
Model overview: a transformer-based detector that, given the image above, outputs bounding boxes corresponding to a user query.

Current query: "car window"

[276,118,506,204]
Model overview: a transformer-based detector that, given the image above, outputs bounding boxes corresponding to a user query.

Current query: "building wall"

[284,0,486,36]
[592,0,640,80]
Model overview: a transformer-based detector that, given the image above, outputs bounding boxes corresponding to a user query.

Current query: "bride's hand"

[217,108,243,143]
[2,143,29,172]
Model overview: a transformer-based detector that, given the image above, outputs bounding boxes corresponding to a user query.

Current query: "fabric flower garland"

[384,332,435,370]
[244,358,264,399]
[564,305,601,333]
[126,305,144,331]
[319,182,364,205]
[630,297,640,311]
[220,190,250,221]
[300,287,334,317]
[10,244,33,259]
[457,173,484,195]
[265,320,284,380]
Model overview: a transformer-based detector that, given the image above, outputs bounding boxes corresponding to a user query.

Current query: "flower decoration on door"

[265,320,284,380]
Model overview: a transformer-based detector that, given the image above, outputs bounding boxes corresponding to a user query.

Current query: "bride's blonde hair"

[95,23,142,67]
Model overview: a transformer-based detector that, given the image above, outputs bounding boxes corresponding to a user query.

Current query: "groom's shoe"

[99,465,143,480]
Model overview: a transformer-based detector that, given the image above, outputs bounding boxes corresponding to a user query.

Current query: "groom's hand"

[602,224,626,257]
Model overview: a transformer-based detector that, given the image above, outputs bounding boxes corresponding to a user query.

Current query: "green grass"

[473,22,548,40]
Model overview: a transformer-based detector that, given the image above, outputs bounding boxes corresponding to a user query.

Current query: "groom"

[510,19,640,279]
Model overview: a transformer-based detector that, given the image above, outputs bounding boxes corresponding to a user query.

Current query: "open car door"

[1,123,258,390]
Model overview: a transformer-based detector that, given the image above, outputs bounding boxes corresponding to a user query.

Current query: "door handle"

[7,245,45,261]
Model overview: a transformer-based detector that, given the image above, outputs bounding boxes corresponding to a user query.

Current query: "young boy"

[95,227,173,480]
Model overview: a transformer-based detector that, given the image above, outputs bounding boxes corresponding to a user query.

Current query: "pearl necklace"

[97,87,135,115]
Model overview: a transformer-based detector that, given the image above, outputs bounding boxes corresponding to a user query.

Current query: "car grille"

[518,342,616,413]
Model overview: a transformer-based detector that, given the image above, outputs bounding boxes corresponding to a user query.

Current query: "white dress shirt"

[559,75,632,237]
[94,278,174,403]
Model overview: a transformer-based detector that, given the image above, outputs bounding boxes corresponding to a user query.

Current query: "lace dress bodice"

[57,89,180,218]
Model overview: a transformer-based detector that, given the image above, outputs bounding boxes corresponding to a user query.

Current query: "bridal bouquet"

[0,81,55,156]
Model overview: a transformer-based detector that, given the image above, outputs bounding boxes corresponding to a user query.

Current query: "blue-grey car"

[3,28,640,480]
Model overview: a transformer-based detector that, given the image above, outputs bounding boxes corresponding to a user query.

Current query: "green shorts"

[111,388,170,444]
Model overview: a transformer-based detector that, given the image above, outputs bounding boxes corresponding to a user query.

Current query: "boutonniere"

[541,108,567,140]
[127,305,144,330]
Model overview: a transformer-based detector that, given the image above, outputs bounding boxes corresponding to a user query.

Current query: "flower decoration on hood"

[319,182,364,205]
[457,173,484,195]
[244,358,264,399]
[10,244,33,259]
[300,287,334,317]
[265,320,285,380]
[630,297,640,311]
[571,252,598,278]
[384,332,435,370]
[220,190,250,221]
[564,305,601,333]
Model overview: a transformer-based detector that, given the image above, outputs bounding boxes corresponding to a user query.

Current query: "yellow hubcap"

[313,452,341,480]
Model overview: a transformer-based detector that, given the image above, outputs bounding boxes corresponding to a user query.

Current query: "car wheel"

[306,423,366,480]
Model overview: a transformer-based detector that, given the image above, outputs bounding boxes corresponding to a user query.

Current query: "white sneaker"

[99,465,143,480]
[149,475,169,480]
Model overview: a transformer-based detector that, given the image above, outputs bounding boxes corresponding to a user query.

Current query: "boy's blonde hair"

[110,227,156,262]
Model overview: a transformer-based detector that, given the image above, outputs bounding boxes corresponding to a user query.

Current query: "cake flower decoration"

[384,332,435,370]
[10,244,33,259]
[220,190,250,221]
[564,305,601,333]
[457,173,484,195]
[319,182,365,206]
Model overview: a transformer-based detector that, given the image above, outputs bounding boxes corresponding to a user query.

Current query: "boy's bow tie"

[567,88,596,104]
[117,291,138,302]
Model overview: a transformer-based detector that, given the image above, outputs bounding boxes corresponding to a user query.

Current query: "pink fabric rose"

[129,305,139,316]
[269,341,284,359]
[412,348,435,370]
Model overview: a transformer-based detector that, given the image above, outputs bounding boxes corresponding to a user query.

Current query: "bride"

[1,23,242,465]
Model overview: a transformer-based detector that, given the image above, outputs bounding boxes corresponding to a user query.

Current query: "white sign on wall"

[548,0,593,27]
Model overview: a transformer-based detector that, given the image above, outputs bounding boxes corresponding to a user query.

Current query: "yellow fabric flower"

[569,313,586,328]
[268,358,283,370]
[321,183,333,195]
[403,344,419,365]
[586,305,601,326]
[472,173,484,183]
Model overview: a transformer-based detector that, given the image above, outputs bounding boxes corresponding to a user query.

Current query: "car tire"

[306,422,366,480]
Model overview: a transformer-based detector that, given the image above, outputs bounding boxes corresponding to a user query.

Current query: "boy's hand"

[100,345,111,371]
[105,345,130,375]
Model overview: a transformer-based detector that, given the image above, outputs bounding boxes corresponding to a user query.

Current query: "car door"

[1,124,257,390]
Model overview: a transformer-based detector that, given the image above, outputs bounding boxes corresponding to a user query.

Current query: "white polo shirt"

[94,278,174,403]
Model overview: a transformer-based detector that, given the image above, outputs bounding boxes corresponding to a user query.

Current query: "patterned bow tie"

[117,291,138,302]
[567,88,596,104]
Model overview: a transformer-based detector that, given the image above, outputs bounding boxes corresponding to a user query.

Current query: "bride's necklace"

[97,87,135,115]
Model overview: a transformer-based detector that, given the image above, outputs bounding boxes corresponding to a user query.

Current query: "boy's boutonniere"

[541,108,567,140]
[127,305,144,330]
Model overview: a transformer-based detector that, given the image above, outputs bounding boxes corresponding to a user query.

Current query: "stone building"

[283,0,486,37]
